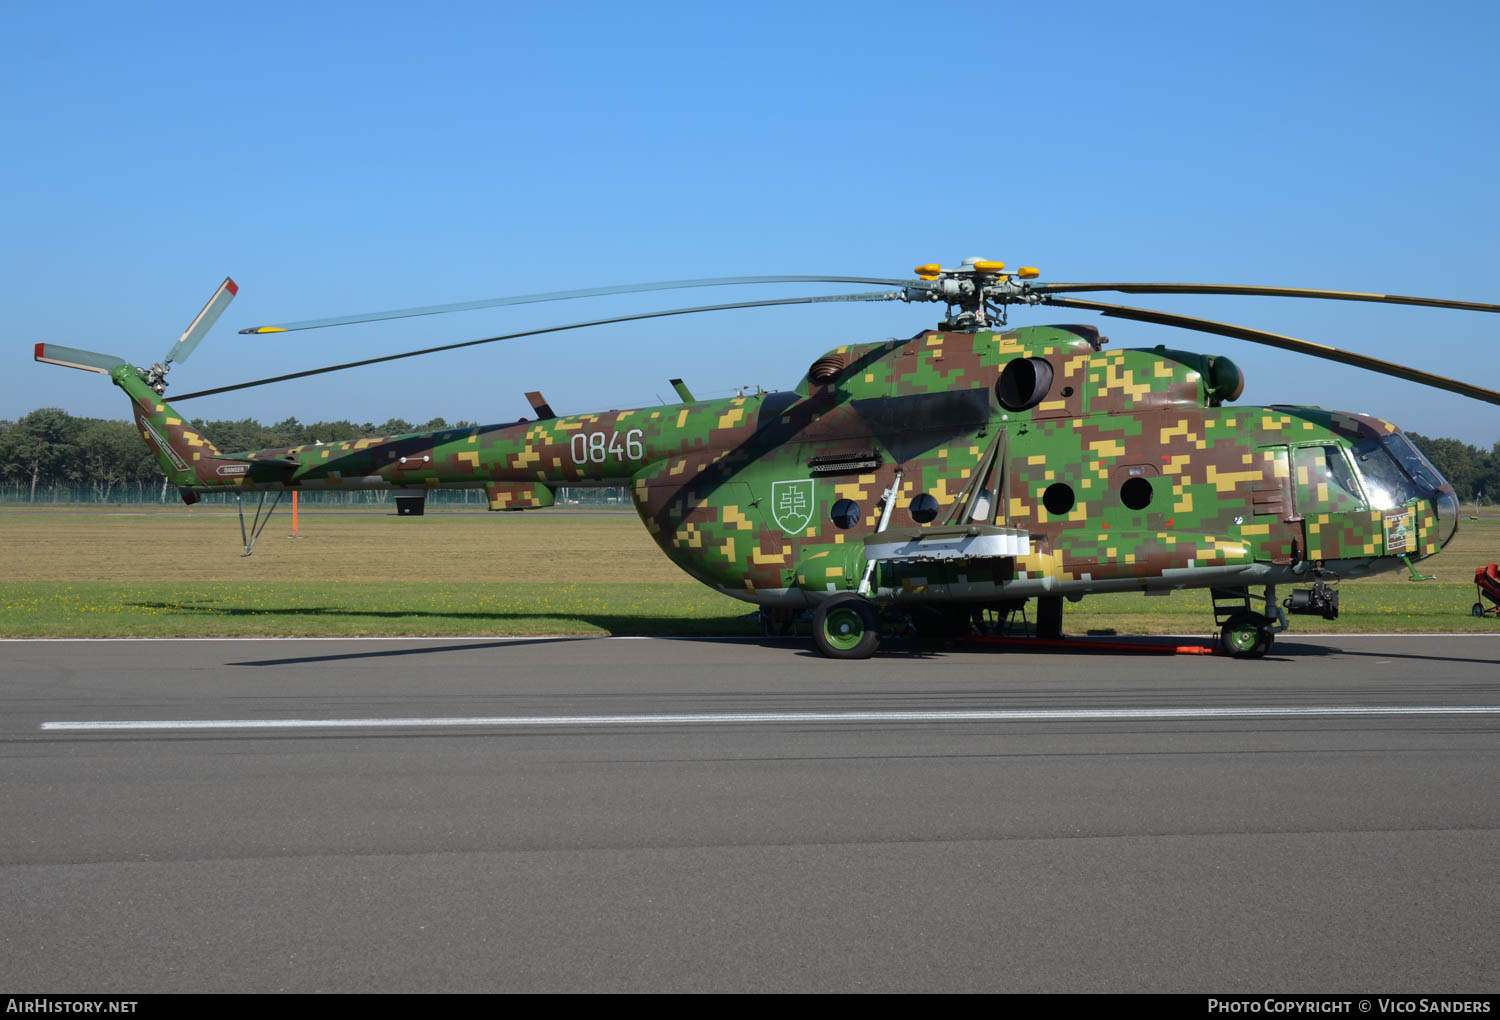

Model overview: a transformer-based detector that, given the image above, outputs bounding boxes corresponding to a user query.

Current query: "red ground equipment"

[1474,564,1500,619]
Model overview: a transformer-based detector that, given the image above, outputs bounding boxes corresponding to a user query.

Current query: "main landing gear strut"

[810,593,1066,659]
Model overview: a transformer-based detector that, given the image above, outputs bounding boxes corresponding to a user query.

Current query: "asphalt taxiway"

[2,634,1498,992]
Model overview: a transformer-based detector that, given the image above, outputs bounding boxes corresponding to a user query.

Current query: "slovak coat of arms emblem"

[770,478,816,536]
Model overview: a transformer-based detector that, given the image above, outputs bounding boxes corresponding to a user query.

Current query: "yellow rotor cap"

[1016,267,1040,279]
[913,263,941,280]
[971,260,1006,273]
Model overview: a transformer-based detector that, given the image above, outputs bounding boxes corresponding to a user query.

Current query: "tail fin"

[112,365,298,501]
[112,364,225,493]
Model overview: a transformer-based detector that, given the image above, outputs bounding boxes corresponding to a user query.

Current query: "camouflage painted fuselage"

[115,323,1458,607]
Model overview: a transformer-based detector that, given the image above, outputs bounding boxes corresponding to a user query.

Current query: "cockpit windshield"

[1380,434,1444,491]
[1385,433,1460,548]
[1350,437,1423,510]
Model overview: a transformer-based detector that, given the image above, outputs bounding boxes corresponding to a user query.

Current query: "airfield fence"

[0,484,631,508]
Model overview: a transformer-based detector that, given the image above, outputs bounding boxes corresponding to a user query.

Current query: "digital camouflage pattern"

[110,317,1459,629]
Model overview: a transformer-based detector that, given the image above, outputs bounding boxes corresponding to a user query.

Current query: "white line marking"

[40,706,1500,732]
[0,636,596,643]
[3,634,1496,643]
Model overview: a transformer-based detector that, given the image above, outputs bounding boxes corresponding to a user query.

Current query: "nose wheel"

[1211,586,1286,659]
[1219,611,1274,659]
[813,594,881,659]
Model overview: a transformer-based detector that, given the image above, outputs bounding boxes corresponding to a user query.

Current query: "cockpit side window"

[1293,445,1366,514]
[1352,437,1421,510]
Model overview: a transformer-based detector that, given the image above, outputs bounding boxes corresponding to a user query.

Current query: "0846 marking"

[570,429,645,465]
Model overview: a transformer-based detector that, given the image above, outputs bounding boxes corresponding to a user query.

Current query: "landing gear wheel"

[1474,603,1487,619]
[1220,612,1273,659]
[813,594,881,660]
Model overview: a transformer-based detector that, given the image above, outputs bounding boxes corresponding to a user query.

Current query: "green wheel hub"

[1220,611,1272,659]
[812,594,881,659]
[823,606,867,651]
[1224,622,1260,653]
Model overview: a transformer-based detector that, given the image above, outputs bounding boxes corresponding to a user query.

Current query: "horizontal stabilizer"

[34,343,129,374]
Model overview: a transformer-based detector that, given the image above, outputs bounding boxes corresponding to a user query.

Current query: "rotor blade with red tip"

[164,277,238,366]
[1031,282,1500,314]
[34,343,128,374]
[1042,295,1500,406]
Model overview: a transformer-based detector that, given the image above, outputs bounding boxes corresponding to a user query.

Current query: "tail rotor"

[33,277,238,395]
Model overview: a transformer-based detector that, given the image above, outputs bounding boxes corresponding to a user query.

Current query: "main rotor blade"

[34,343,128,374]
[175,290,900,400]
[1043,296,1500,406]
[239,275,921,334]
[1031,282,1500,315]
[166,277,238,365]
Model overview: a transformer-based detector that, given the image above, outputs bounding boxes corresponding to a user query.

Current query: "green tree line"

[1404,433,1500,504]
[2,407,1498,504]
[0,409,475,503]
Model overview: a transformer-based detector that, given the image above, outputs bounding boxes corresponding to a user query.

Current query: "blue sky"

[5,0,1499,444]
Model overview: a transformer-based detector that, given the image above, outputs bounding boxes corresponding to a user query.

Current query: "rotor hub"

[901,258,1044,331]
[145,362,170,395]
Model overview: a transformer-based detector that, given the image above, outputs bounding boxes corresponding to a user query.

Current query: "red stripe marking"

[962,636,1220,656]
[225,279,239,295]
[34,342,46,359]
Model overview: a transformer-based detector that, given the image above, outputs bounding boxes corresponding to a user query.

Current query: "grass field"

[2,505,1498,637]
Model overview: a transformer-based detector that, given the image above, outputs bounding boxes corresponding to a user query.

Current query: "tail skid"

[236,491,284,556]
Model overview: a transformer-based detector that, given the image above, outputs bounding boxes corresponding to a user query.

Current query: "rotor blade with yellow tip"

[1042,296,1500,406]
[179,290,902,400]
[1030,282,1500,314]
[238,274,920,334]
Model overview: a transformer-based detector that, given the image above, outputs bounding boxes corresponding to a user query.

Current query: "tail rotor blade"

[1043,295,1500,406]
[164,277,238,366]
[34,343,129,374]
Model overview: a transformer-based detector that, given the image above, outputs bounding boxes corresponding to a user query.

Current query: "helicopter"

[33,259,1500,659]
